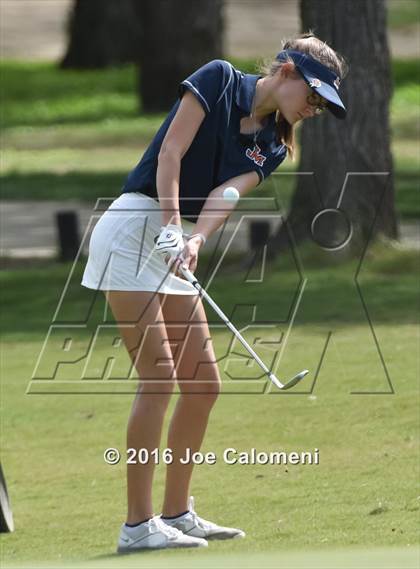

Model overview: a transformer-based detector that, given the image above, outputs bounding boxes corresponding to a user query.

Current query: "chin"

[282,111,298,125]
[278,111,294,126]
[293,112,302,124]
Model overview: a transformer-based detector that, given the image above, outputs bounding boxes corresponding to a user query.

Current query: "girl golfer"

[82,33,347,552]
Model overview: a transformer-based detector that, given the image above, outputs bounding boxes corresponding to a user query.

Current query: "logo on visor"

[246,144,267,167]
[334,77,341,90]
[309,78,322,88]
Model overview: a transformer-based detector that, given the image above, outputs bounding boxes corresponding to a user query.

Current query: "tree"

[269,0,398,256]
[60,0,142,69]
[61,0,224,113]
[136,0,224,112]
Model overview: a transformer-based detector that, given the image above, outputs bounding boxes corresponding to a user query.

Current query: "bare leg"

[160,294,221,517]
[105,291,176,524]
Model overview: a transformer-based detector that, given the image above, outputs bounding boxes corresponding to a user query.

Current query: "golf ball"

[223,186,240,203]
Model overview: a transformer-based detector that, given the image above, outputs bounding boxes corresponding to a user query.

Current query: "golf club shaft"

[180,267,282,386]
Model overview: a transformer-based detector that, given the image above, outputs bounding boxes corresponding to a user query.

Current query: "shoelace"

[152,517,184,539]
[188,497,216,530]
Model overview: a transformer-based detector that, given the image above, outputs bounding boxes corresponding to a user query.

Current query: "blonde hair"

[259,33,348,160]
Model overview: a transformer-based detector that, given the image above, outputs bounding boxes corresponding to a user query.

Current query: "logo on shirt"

[246,144,267,167]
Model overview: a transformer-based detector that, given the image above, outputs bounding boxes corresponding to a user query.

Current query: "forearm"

[192,172,259,241]
[192,186,238,241]
[173,185,237,275]
[156,150,182,227]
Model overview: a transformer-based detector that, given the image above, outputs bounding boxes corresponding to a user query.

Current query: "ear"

[278,62,299,79]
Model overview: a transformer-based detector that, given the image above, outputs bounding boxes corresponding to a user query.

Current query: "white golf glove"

[154,224,185,264]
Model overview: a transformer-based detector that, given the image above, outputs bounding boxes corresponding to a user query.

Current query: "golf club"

[179,266,309,391]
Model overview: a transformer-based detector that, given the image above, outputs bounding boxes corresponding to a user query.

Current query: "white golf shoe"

[117,515,208,553]
[161,496,245,540]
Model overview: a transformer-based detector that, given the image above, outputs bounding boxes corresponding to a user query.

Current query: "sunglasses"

[307,92,328,115]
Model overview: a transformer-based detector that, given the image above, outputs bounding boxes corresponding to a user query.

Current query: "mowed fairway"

[0,244,419,568]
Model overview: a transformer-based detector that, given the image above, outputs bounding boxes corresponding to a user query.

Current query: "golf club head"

[269,369,309,391]
[281,369,309,390]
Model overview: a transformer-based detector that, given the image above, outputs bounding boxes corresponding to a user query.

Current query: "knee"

[182,378,221,410]
[131,380,176,416]
[201,389,219,411]
[204,378,221,406]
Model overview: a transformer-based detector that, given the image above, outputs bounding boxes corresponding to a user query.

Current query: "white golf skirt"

[81,192,198,294]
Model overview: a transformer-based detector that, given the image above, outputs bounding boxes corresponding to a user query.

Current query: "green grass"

[0,245,419,566]
[2,549,420,569]
[0,59,418,217]
[0,242,418,339]
[0,62,139,128]
[0,59,416,129]
[387,0,420,28]
[391,59,420,88]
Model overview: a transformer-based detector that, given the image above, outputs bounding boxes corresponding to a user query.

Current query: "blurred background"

[0,0,419,262]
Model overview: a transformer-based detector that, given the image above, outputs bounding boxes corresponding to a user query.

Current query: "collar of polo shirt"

[235,72,277,136]
[235,73,261,115]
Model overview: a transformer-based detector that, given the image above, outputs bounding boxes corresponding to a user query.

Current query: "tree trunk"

[60,0,142,69]
[269,0,398,257]
[137,0,224,112]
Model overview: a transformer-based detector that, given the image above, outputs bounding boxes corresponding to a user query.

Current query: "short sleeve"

[179,59,233,115]
[253,146,288,185]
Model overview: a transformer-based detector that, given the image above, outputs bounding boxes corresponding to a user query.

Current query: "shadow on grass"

[0,171,296,203]
[395,171,420,218]
[88,549,177,562]
[0,244,417,339]
[0,172,127,201]
[392,59,419,87]
[1,170,418,221]
[0,62,138,129]
[1,59,416,130]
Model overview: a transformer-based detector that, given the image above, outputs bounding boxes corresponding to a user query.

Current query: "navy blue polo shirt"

[121,59,287,220]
